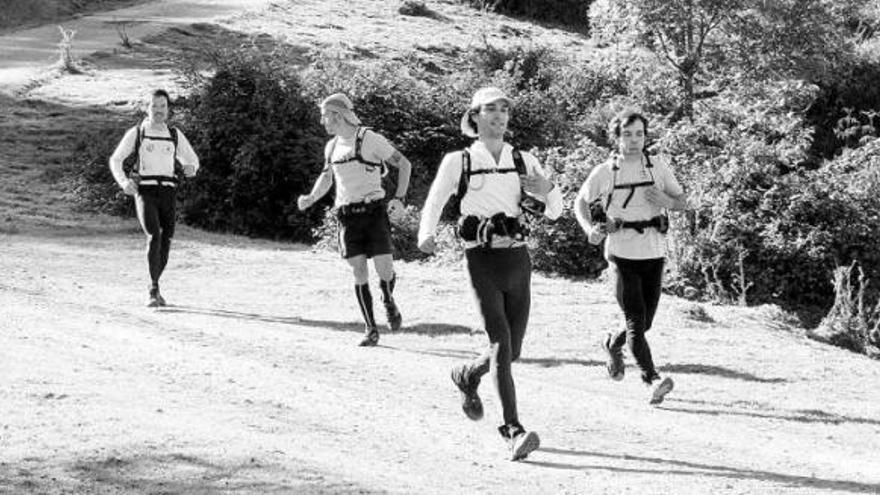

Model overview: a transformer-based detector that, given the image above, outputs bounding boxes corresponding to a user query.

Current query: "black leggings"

[135,186,176,286]
[465,246,531,427]
[609,256,665,384]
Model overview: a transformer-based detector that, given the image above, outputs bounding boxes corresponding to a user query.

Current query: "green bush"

[527,138,609,277]
[65,115,139,217]
[456,0,593,32]
[657,81,880,315]
[178,48,327,241]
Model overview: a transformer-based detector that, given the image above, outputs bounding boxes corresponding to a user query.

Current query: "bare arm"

[386,150,411,199]
[297,168,334,210]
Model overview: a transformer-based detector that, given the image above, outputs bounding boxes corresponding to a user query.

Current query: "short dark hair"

[151,89,171,105]
[608,109,648,142]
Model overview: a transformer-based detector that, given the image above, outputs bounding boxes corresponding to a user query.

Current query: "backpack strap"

[457,149,471,202]
[511,148,527,175]
[324,136,338,172]
[607,154,658,209]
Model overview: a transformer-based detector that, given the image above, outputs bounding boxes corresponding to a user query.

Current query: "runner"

[573,109,687,404]
[298,93,412,347]
[418,87,562,461]
[109,89,199,307]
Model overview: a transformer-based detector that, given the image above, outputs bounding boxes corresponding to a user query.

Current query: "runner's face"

[618,120,645,157]
[320,107,341,135]
[475,100,509,139]
[148,96,168,124]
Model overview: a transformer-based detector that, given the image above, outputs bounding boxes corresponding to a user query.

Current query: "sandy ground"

[1,228,880,494]
[1,1,879,493]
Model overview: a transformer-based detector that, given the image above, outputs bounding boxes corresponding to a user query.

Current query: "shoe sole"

[601,338,624,381]
[450,368,483,421]
[511,431,540,461]
[650,377,674,405]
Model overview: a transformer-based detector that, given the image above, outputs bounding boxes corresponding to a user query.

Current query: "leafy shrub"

[398,0,443,19]
[808,263,880,358]
[456,0,593,32]
[65,114,140,217]
[658,81,880,318]
[527,138,609,277]
[177,48,327,241]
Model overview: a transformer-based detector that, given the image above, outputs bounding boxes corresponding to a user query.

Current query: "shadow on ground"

[158,305,474,336]
[529,447,880,494]
[658,398,880,426]
[658,363,786,384]
[0,451,375,494]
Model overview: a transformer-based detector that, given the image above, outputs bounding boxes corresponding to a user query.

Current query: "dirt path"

[0,0,276,94]
[1,229,879,494]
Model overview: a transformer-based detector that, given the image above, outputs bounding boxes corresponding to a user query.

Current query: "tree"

[590,0,866,120]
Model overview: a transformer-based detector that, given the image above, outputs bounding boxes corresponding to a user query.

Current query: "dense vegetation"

[66,0,880,356]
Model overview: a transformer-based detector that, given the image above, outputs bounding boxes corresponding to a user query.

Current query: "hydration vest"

[129,124,184,186]
[324,127,387,175]
[454,147,546,218]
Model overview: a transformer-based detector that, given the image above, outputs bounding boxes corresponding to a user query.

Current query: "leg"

[467,248,519,427]
[613,257,658,384]
[347,255,379,346]
[503,247,531,363]
[373,254,402,331]
[642,258,665,331]
[135,190,162,305]
[156,188,177,282]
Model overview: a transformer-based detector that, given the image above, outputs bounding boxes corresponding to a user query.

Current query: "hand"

[644,186,673,209]
[386,198,406,224]
[297,194,314,211]
[520,174,554,196]
[418,236,436,254]
[605,217,622,234]
[182,164,197,177]
[122,179,138,196]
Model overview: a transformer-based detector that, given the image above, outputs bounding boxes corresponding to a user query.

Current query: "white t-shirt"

[579,154,683,260]
[418,141,563,245]
[325,129,396,206]
[108,122,199,187]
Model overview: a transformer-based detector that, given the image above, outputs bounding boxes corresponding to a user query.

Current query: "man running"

[574,109,687,405]
[298,93,412,347]
[418,87,562,461]
[109,89,200,307]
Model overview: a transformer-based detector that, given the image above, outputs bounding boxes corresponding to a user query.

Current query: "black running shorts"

[337,204,393,259]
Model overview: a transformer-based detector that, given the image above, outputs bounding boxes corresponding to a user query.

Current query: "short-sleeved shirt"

[325,129,396,206]
[579,154,683,260]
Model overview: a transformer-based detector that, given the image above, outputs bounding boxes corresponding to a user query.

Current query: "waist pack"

[457,213,527,245]
[338,200,384,217]
[620,215,669,234]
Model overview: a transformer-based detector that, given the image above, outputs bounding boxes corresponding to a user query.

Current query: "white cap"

[321,93,361,126]
[460,87,512,138]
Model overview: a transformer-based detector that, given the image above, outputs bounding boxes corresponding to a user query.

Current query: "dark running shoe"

[358,326,379,347]
[602,333,625,381]
[156,291,167,307]
[451,364,483,421]
[385,302,402,332]
[649,376,674,405]
[146,287,161,308]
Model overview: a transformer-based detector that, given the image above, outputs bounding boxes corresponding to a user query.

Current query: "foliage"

[526,138,609,277]
[808,263,880,358]
[398,1,444,20]
[455,0,592,32]
[177,47,327,241]
[658,81,880,316]
[66,117,139,217]
[590,0,865,119]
